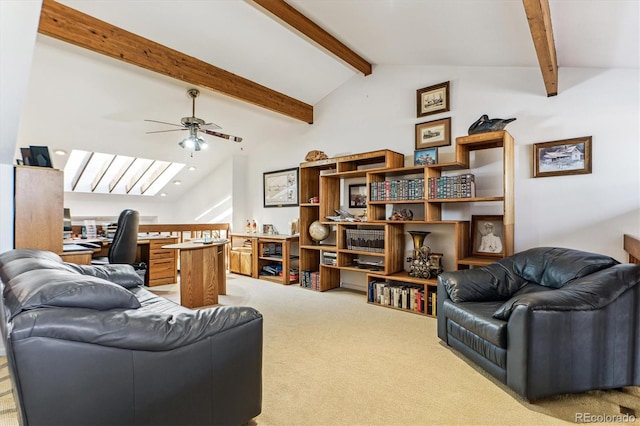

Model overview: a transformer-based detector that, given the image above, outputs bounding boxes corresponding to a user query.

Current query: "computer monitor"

[63,208,72,239]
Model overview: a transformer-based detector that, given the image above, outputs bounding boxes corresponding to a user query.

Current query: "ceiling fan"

[145,88,242,152]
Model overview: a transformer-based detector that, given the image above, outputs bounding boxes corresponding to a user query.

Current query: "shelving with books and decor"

[363,130,514,317]
[299,149,404,291]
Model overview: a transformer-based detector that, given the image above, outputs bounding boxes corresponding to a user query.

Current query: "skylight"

[63,150,185,196]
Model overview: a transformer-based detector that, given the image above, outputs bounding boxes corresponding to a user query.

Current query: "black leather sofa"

[437,247,640,400]
[0,249,263,426]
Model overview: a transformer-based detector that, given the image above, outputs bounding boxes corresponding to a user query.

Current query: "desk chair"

[92,209,139,265]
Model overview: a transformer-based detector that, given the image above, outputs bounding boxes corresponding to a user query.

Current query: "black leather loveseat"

[0,249,263,425]
[437,247,640,400]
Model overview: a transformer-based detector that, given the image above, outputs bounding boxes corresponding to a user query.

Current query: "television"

[63,208,72,239]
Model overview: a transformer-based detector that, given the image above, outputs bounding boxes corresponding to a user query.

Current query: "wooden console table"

[230,233,299,284]
[162,240,227,308]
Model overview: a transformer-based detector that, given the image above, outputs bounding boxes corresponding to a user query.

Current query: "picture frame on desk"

[263,167,299,208]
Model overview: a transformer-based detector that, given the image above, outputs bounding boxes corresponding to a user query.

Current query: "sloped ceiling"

[16,0,639,199]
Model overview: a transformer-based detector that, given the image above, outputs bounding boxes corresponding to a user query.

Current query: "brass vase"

[408,231,431,278]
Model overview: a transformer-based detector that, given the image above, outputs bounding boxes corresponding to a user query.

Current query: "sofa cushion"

[442,300,507,348]
[5,269,141,319]
[64,264,143,289]
[0,249,63,283]
[493,264,640,320]
[511,247,618,289]
[1,258,80,288]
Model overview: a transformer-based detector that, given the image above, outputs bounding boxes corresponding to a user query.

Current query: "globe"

[309,220,330,243]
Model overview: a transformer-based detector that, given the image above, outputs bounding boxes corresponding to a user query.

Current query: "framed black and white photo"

[29,146,53,168]
[348,184,367,208]
[263,167,299,208]
[471,215,504,258]
[533,136,592,178]
[416,81,450,118]
[414,148,438,165]
[415,117,451,149]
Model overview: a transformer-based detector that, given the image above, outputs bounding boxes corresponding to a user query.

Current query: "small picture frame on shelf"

[20,147,34,166]
[262,224,275,235]
[416,81,450,118]
[532,136,592,178]
[415,117,451,149]
[414,148,438,165]
[348,184,367,208]
[471,215,504,258]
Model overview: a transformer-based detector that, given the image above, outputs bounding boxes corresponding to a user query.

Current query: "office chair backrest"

[108,209,140,264]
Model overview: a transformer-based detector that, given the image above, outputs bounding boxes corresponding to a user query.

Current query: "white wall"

[244,65,640,275]
[0,0,42,253]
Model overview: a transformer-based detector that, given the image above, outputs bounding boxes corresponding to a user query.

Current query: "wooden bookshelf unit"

[299,133,514,317]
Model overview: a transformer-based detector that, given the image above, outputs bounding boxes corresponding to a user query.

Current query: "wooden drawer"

[149,258,175,279]
[150,248,174,259]
[150,238,177,250]
[230,251,241,274]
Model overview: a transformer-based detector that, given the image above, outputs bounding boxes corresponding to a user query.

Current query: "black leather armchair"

[437,247,640,400]
[92,209,139,265]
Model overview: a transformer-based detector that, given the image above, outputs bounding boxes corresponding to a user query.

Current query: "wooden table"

[162,240,227,308]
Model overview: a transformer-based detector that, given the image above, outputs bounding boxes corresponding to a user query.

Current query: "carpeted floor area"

[1,275,638,425]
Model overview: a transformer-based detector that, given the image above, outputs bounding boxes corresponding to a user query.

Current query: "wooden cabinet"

[147,237,178,286]
[229,233,299,284]
[14,166,63,252]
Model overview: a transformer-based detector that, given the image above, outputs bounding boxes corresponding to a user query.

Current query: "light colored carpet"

[1,276,638,425]
[214,275,640,426]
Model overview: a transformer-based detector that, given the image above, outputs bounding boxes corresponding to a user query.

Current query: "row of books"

[427,173,476,199]
[345,229,385,253]
[367,280,437,315]
[369,178,425,201]
[300,270,321,290]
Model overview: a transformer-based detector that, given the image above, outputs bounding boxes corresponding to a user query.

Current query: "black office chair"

[92,209,140,265]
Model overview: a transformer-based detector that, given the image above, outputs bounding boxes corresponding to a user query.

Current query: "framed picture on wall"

[471,215,505,258]
[263,167,299,207]
[533,136,592,178]
[416,81,450,118]
[415,117,451,149]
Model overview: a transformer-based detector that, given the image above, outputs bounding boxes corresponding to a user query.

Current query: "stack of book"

[322,252,337,266]
[369,178,425,201]
[367,280,438,315]
[427,173,475,199]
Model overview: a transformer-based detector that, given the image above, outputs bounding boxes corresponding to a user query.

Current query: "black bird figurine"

[468,114,516,135]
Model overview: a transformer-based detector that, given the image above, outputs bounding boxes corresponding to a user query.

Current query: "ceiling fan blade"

[144,119,184,127]
[201,122,222,130]
[146,128,188,134]
[202,129,243,143]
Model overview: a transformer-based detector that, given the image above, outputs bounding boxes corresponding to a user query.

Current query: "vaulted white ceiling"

[16,0,639,199]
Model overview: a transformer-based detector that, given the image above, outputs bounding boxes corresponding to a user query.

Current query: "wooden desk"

[62,235,179,286]
[163,240,227,308]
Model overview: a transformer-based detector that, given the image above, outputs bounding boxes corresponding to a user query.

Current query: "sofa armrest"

[494,263,640,319]
[10,305,262,351]
[438,261,526,303]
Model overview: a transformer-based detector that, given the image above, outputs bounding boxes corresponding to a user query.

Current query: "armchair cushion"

[511,247,619,289]
[438,261,526,303]
[4,269,141,319]
[493,263,640,320]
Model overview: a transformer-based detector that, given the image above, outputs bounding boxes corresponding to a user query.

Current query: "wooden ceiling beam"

[523,0,558,97]
[250,0,372,76]
[38,0,313,123]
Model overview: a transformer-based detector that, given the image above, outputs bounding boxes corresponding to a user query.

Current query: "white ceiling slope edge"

[15,0,639,200]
